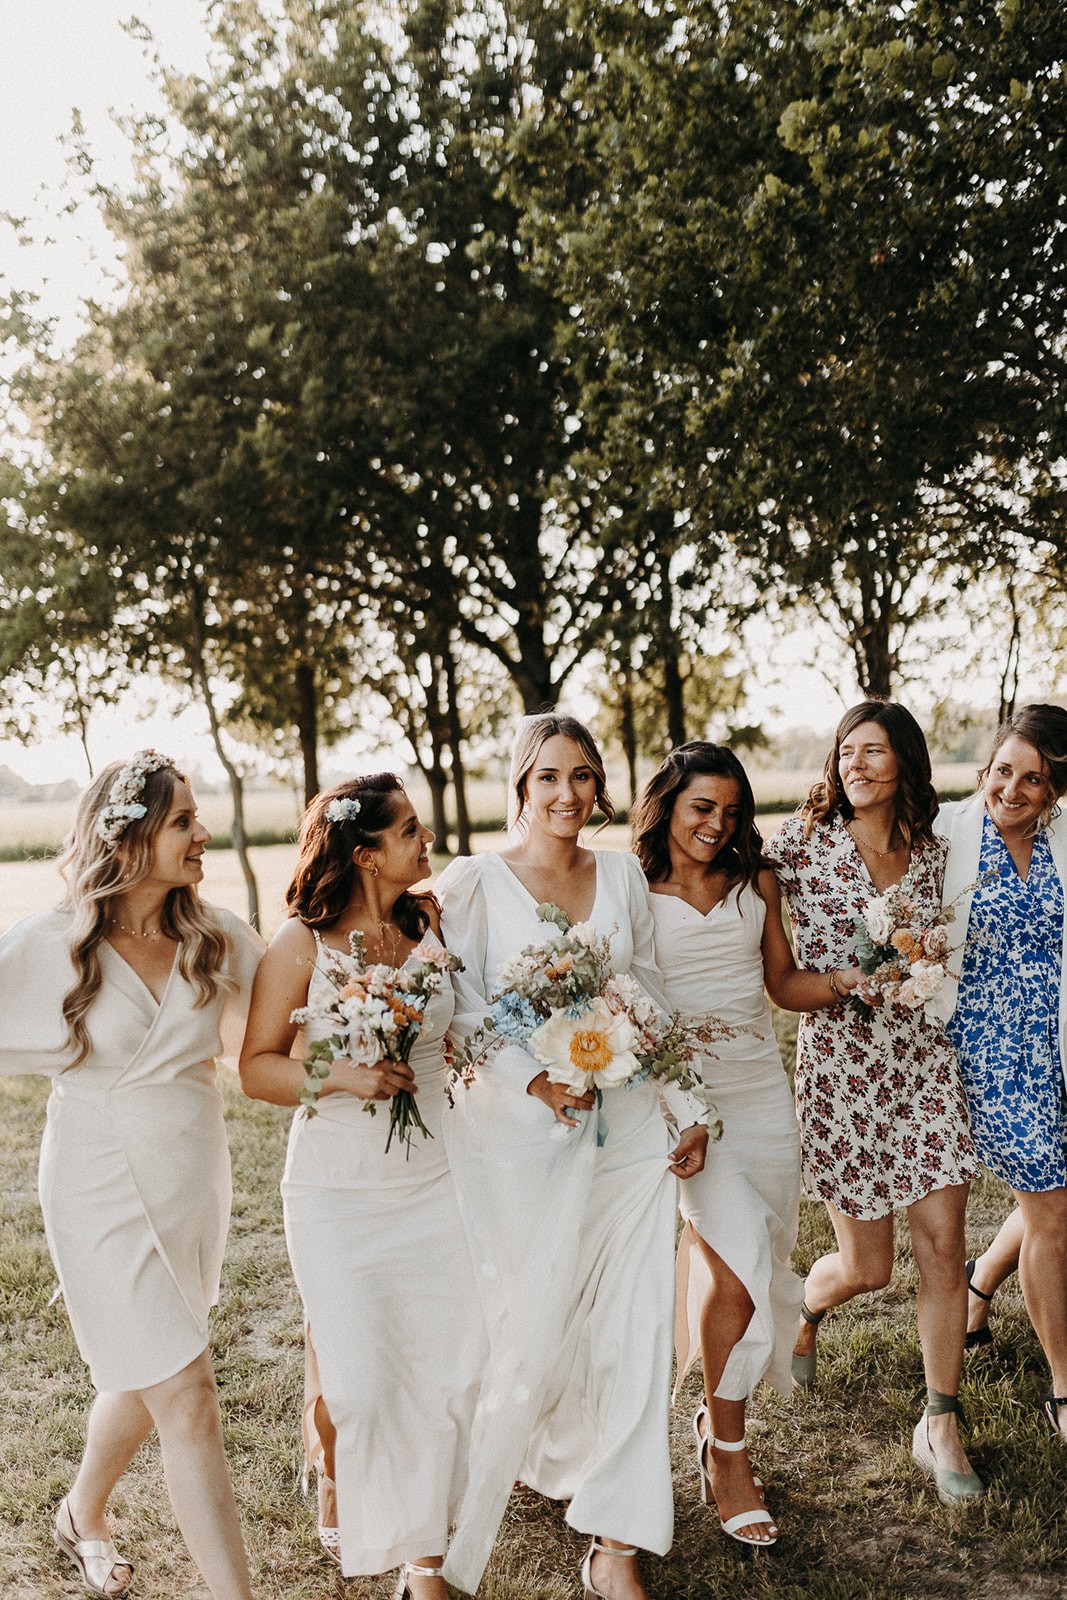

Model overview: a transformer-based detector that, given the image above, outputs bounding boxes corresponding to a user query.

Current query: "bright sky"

[0,2,1017,790]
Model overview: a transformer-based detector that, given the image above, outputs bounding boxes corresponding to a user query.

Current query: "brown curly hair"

[286,774,434,940]
[632,742,767,897]
[803,700,938,845]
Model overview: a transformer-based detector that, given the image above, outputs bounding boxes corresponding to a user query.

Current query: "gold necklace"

[110,920,165,940]
[847,821,905,860]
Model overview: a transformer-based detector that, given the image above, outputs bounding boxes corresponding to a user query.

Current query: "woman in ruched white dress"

[239,775,485,1600]
[633,742,863,1549]
[0,751,263,1600]
[437,714,709,1600]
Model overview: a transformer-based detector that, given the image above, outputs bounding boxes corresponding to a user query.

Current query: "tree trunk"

[998,574,1022,723]
[618,662,638,806]
[444,643,472,856]
[295,659,320,806]
[187,593,260,928]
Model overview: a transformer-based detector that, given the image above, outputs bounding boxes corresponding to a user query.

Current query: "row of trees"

[2,0,1065,916]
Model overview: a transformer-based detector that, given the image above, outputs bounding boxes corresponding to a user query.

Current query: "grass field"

[5,776,1066,1599]
[2,1039,1065,1598]
[0,763,981,860]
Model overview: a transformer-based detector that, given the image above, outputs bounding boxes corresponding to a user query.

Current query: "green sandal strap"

[800,1301,826,1326]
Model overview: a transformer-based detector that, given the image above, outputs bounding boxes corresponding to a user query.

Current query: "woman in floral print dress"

[765,701,983,1504]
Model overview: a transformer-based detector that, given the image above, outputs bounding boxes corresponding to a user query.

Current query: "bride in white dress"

[437,714,709,1600]
[632,742,864,1549]
[239,776,485,1600]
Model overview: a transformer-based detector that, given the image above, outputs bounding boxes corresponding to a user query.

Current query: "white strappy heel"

[580,1538,639,1599]
[392,1561,446,1599]
[692,1406,777,1547]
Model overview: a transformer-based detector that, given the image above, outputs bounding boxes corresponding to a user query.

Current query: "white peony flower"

[527,998,639,1091]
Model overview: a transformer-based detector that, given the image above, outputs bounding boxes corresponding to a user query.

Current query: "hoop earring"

[368,863,379,878]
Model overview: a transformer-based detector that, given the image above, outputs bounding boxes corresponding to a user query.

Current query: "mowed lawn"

[3,806,1067,1597]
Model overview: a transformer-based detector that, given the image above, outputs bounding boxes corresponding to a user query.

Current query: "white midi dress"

[0,905,262,1392]
[437,850,703,1595]
[281,934,486,1578]
[649,886,803,1400]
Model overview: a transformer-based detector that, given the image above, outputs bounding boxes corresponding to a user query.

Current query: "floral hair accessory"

[96,749,176,844]
[326,796,362,824]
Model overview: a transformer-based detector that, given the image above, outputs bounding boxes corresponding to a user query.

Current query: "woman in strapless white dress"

[240,776,485,1600]
[633,742,865,1549]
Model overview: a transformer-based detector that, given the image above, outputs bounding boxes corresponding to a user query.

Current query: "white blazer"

[934,791,1067,1083]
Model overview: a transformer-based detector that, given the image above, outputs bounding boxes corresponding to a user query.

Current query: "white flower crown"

[97,749,176,844]
[326,796,362,824]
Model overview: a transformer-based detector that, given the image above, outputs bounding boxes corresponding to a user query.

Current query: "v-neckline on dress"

[985,810,1038,887]
[493,851,601,926]
[103,940,178,1009]
[842,816,912,893]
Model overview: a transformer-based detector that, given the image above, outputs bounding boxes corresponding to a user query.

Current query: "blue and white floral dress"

[946,813,1066,1191]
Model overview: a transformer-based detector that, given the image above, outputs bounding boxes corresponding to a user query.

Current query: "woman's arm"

[758,870,865,1012]
[238,919,416,1107]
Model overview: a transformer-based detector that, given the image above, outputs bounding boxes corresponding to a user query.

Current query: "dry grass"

[2,815,1067,1598]
[3,1047,1067,1597]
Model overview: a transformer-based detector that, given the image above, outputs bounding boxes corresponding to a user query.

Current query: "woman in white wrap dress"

[0,752,263,1600]
[633,742,863,1548]
[437,714,709,1600]
[239,775,485,1600]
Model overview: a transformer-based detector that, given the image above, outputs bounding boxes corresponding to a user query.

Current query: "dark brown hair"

[286,774,433,940]
[632,741,767,896]
[803,700,938,845]
[981,702,1067,831]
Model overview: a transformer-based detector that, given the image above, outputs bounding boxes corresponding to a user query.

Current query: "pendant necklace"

[847,821,904,860]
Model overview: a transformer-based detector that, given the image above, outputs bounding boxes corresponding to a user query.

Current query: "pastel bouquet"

[854,871,954,1009]
[293,932,463,1156]
[455,902,728,1140]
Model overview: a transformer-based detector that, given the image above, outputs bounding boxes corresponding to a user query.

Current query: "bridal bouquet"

[455,903,728,1139]
[293,932,462,1156]
[855,872,954,1009]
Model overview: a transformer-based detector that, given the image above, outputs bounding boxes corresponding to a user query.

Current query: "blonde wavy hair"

[58,759,231,1066]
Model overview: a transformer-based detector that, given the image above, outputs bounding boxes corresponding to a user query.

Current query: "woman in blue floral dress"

[765,701,983,1505]
[936,704,1067,1436]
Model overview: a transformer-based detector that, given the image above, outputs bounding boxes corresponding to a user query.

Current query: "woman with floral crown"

[436,713,710,1600]
[765,702,983,1507]
[239,775,485,1600]
[0,751,263,1598]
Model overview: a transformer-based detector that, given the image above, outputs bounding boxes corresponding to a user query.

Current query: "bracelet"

[827,969,844,999]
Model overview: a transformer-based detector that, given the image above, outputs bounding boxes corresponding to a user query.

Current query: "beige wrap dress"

[0,905,262,1392]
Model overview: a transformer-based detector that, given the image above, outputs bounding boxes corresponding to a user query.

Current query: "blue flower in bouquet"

[488,991,540,1042]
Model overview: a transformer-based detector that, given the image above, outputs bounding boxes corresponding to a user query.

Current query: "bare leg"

[139,1350,253,1600]
[67,1390,154,1530]
[1014,1187,1067,1436]
[967,1206,1023,1333]
[793,1204,895,1358]
[906,1183,977,1477]
[691,1235,775,1542]
[62,1391,154,1596]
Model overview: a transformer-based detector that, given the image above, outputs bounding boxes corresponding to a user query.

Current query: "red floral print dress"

[765,813,977,1220]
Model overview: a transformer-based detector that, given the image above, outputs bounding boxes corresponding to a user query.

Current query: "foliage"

[514,0,1067,697]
